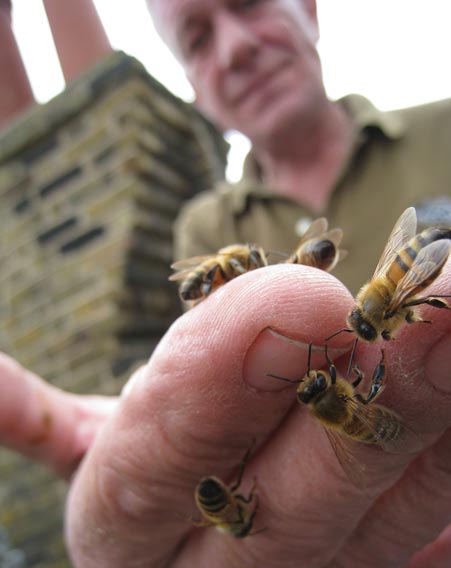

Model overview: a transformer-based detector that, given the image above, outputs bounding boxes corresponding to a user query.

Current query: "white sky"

[10,0,451,181]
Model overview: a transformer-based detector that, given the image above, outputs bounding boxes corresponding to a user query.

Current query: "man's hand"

[3,262,451,567]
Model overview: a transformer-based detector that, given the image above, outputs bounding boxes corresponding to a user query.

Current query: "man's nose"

[215,13,259,70]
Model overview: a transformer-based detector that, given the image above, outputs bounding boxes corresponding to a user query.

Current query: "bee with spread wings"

[329,207,451,347]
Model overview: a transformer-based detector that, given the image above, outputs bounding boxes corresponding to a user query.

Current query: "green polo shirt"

[173,95,451,294]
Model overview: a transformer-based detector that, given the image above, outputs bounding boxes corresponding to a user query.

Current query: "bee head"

[347,307,378,342]
[297,371,328,404]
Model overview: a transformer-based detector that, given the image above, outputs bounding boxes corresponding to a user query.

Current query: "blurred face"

[151,0,326,145]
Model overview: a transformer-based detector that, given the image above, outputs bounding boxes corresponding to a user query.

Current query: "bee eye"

[317,374,328,389]
[358,320,377,341]
[297,390,310,404]
[298,374,327,404]
[348,308,377,341]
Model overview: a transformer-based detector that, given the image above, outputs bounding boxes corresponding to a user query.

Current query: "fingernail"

[425,334,451,393]
[243,328,332,391]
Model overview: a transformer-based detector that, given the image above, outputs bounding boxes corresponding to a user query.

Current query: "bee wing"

[387,239,451,311]
[373,207,418,279]
[324,227,344,248]
[320,228,345,271]
[169,269,194,281]
[299,217,329,241]
[346,398,422,454]
[323,428,366,489]
[169,254,218,281]
[338,248,348,262]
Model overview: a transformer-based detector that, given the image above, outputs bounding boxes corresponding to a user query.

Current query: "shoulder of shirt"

[341,93,451,137]
[387,97,451,130]
[177,95,451,226]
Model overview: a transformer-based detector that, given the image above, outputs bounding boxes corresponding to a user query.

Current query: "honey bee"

[169,244,268,304]
[286,217,346,272]
[192,443,260,538]
[268,344,420,487]
[330,207,451,346]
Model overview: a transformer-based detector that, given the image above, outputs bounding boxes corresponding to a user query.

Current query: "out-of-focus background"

[0,1,450,566]
[11,0,451,181]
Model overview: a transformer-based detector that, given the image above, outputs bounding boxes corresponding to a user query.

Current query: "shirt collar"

[229,94,406,213]
[340,93,406,139]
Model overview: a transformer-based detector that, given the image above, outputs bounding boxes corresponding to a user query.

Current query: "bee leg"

[248,494,261,530]
[202,263,228,296]
[249,494,260,520]
[351,365,364,389]
[404,310,432,325]
[248,496,267,537]
[230,440,256,493]
[180,511,212,528]
[324,343,338,385]
[200,265,219,296]
[239,495,264,538]
[235,477,258,504]
[189,517,213,528]
[404,295,451,310]
[366,349,386,403]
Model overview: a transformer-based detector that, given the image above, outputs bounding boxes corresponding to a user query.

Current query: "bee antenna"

[307,342,313,374]
[325,327,353,342]
[324,343,332,367]
[266,373,303,384]
[265,249,289,259]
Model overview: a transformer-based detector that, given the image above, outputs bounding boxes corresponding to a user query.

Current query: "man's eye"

[186,29,211,56]
[235,0,265,11]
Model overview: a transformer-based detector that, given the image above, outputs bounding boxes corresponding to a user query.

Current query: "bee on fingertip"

[329,207,451,346]
[169,244,268,305]
[287,217,346,272]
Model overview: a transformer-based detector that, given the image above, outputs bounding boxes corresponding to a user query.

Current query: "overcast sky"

[10,0,451,179]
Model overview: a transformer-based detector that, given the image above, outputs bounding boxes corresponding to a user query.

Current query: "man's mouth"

[230,63,289,107]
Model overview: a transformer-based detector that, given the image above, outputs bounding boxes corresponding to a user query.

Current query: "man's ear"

[191,85,208,119]
[302,0,318,21]
[301,0,319,41]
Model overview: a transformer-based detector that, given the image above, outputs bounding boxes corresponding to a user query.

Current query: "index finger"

[0,353,117,478]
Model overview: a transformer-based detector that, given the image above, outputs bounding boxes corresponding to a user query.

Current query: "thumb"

[65,264,354,567]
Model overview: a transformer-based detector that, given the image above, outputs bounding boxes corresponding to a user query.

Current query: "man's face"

[151,0,326,145]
